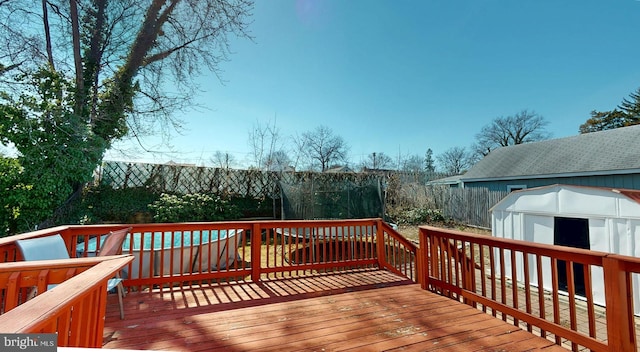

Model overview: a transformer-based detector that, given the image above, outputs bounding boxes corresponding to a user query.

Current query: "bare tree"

[211,151,236,169]
[400,154,423,173]
[361,152,394,170]
[437,147,473,174]
[248,119,281,169]
[473,110,550,158]
[263,149,292,172]
[299,126,349,171]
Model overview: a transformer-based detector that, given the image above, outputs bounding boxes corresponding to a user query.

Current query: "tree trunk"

[42,0,54,69]
[69,0,83,115]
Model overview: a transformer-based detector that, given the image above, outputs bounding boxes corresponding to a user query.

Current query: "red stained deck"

[102,269,566,351]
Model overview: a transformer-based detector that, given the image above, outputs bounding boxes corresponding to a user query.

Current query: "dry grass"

[396,223,491,244]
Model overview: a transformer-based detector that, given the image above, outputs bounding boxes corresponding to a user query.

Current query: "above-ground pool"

[78,230,243,279]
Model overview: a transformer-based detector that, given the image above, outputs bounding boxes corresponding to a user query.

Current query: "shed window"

[507,185,527,192]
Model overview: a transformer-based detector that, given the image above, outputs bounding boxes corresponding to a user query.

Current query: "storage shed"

[491,184,640,314]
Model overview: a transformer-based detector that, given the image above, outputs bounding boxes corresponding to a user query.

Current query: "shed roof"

[426,174,463,186]
[491,184,640,219]
[462,124,640,182]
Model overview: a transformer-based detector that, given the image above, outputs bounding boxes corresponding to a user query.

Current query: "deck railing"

[0,219,416,347]
[419,225,637,352]
[0,219,416,290]
[0,255,132,347]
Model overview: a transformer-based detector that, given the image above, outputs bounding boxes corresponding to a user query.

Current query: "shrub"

[389,207,446,225]
[149,193,241,223]
[56,185,161,225]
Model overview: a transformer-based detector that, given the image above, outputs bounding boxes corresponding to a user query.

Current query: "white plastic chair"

[15,234,71,292]
[16,229,130,319]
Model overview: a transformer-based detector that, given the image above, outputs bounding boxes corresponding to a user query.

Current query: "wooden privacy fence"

[434,187,507,228]
[391,183,508,228]
[419,225,638,351]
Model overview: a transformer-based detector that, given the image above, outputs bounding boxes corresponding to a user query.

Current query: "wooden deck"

[102,269,566,351]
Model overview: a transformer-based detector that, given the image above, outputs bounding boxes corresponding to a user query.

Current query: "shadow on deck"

[103,268,566,351]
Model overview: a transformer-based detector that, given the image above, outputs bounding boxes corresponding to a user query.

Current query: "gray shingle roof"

[461,124,640,181]
[426,174,463,185]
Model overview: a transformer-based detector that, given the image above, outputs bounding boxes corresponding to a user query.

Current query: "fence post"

[251,223,262,282]
[603,256,636,351]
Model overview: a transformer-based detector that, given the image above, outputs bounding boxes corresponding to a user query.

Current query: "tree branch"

[142,37,200,66]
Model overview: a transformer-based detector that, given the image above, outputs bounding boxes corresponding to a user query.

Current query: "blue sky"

[106,0,640,169]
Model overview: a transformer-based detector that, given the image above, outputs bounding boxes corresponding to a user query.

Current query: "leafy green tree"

[579,88,640,133]
[0,156,21,235]
[579,109,633,134]
[0,1,253,232]
[0,69,103,233]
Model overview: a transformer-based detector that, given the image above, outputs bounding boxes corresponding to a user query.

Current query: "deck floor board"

[103,269,567,351]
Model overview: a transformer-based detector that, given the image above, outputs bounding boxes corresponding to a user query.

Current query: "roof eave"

[461,168,640,183]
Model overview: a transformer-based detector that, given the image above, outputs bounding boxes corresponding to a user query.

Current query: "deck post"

[251,223,262,282]
[92,282,109,348]
[418,228,427,290]
[603,255,636,351]
[375,221,385,269]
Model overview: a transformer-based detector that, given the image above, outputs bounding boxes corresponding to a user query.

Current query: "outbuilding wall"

[491,185,640,314]
[464,173,640,192]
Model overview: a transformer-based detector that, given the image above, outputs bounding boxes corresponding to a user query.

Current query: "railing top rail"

[0,225,72,245]
[61,219,383,234]
[0,219,386,244]
[0,255,132,272]
[260,218,381,227]
[0,255,133,333]
[607,253,640,273]
[381,222,417,251]
[419,225,609,265]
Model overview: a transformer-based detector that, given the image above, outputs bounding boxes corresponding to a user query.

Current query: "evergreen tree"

[619,87,640,123]
[579,109,632,133]
[424,148,435,172]
[579,88,640,133]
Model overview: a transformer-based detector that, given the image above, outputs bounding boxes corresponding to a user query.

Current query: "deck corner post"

[418,227,430,290]
[251,223,262,282]
[603,255,637,351]
[375,220,385,269]
[93,282,109,348]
